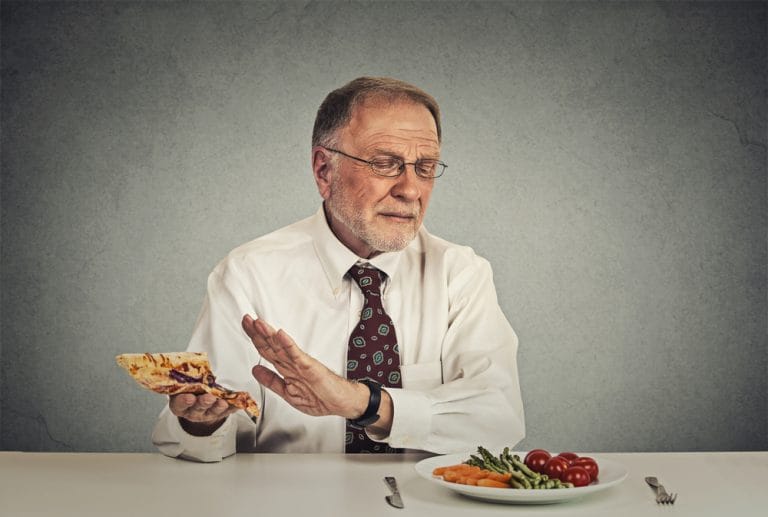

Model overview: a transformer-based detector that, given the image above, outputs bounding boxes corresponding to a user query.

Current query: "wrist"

[180,417,226,437]
[347,379,382,428]
[347,380,371,419]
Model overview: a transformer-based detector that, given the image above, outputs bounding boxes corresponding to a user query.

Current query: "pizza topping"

[169,369,225,388]
[169,369,203,384]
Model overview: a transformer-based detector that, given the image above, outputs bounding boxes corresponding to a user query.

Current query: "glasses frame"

[322,146,447,179]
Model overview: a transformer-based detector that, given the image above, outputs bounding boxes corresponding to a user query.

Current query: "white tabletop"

[0,451,766,516]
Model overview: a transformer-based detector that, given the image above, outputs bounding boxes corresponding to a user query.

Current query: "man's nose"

[390,165,423,200]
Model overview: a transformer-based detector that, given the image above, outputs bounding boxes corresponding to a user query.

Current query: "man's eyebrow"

[370,147,441,160]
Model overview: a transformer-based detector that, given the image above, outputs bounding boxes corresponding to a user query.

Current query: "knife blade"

[383,476,404,509]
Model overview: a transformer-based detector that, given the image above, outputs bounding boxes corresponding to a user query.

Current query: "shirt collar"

[310,206,404,294]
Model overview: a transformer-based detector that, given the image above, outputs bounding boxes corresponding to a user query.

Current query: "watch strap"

[348,378,382,428]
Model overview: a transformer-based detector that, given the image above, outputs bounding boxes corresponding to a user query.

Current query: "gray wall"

[2,1,765,453]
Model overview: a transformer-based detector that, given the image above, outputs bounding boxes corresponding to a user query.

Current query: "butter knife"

[383,476,404,509]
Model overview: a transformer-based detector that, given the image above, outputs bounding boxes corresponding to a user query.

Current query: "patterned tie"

[345,264,403,453]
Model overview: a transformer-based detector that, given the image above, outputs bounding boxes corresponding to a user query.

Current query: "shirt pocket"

[399,361,443,391]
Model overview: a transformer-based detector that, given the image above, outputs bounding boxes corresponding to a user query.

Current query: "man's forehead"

[342,98,439,144]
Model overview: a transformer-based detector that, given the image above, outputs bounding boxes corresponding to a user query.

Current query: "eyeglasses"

[322,147,447,179]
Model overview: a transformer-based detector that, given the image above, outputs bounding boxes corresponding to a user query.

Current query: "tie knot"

[348,264,383,293]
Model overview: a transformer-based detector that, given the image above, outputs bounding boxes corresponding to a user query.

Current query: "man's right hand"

[169,393,238,436]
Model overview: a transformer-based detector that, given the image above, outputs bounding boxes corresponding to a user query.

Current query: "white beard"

[325,174,419,253]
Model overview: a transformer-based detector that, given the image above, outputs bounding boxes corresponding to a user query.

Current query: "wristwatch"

[348,378,382,428]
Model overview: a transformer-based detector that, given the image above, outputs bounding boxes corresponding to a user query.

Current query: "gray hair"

[311,76,442,147]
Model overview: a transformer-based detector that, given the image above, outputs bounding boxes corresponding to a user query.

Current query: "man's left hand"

[242,314,369,419]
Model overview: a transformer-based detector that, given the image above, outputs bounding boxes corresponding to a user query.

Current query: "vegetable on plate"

[432,446,601,490]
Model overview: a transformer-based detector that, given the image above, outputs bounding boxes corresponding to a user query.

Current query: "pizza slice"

[116,352,259,421]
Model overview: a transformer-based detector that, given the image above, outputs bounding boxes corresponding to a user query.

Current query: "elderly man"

[152,77,525,461]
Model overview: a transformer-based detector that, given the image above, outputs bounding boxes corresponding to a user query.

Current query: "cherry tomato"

[557,452,580,465]
[524,449,551,473]
[562,465,592,487]
[543,456,571,480]
[572,457,599,482]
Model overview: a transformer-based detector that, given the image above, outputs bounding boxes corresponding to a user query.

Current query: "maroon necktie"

[345,264,403,453]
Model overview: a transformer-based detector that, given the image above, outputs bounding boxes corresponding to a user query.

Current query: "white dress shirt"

[152,207,525,462]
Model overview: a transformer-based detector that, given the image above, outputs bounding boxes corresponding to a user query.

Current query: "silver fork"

[645,476,677,505]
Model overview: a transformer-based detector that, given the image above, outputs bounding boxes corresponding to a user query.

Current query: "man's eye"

[415,160,438,174]
[370,157,400,170]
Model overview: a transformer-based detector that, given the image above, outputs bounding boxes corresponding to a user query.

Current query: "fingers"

[244,314,340,417]
[273,329,305,363]
[242,315,305,368]
[169,393,238,423]
[242,315,277,361]
[242,314,278,347]
[169,393,197,415]
[252,365,315,410]
[242,314,272,342]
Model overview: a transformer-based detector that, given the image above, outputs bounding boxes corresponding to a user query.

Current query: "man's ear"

[312,146,333,200]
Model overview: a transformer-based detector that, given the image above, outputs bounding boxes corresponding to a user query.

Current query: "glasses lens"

[369,157,402,176]
[415,160,441,178]
[366,156,446,178]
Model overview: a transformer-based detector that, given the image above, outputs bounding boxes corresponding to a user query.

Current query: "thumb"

[252,365,287,399]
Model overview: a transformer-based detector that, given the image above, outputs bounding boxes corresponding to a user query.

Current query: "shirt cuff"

[152,407,237,463]
[374,387,432,449]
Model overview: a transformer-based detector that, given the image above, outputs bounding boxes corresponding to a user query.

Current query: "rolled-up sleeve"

[151,406,240,463]
[381,254,525,453]
[151,259,263,462]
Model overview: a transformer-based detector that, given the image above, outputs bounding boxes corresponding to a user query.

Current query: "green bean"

[508,469,526,482]
[510,455,539,479]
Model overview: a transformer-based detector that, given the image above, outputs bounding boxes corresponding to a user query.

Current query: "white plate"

[415,452,628,504]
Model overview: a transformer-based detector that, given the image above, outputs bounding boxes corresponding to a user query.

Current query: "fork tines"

[657,493,677,505]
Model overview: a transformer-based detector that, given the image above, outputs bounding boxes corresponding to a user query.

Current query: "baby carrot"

[477,478,510,489]
[433,464,471,476]
[486,471,512,483]
[466,469,490,479]
[442,470,461,483]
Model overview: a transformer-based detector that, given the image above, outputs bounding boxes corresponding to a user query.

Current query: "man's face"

[318,99,440,258]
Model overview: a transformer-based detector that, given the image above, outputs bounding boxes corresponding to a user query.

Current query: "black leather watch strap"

[348,378,382,428]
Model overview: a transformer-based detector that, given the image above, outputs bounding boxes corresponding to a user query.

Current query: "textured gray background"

[1,1,766,453]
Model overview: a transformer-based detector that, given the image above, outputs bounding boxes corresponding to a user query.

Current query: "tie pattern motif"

[345,264,402,453]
